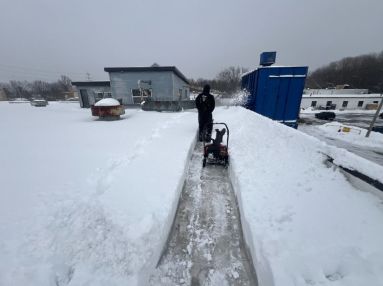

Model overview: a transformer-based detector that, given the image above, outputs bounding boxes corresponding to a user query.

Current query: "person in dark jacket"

[195,84,215,142]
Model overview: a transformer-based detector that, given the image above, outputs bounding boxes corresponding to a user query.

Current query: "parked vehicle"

[372,126,383,134]
[30,99,48,107]
[315,111,336,120]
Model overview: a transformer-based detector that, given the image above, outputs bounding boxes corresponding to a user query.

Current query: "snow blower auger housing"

[202,122,229,167]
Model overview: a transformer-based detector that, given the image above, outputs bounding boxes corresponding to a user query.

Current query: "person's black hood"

[202,84,211,94]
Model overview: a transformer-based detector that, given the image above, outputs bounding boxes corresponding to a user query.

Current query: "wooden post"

[366,96,383,138]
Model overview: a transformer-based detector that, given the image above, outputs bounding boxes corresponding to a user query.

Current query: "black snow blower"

[202,122,230,167]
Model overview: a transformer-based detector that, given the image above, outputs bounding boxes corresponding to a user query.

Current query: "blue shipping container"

[242,65,308,128]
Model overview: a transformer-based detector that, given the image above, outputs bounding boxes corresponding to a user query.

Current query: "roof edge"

[71,81,110,87]
[104,66,189,84]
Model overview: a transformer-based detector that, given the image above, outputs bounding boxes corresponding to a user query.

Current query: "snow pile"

[0,102,196,285]
[325,145,383,182]
[8,98,29,103]
[300,106,317,113]
[317,122,383,149]
[215,107,383,286]
[94,98,121,106]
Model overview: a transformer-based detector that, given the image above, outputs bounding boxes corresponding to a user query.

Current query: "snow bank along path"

[219,107,383,286]
[1,103,383,286]
[0,103,197,285]
[151,142,257,285]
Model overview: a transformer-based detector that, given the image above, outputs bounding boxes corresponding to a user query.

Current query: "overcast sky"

[0,0,382,82]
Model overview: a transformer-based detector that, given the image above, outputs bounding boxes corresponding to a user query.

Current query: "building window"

[184,89,188,98]
[95,92,103,102]
[342,101,348,107]
[179,89,183,99]
[311,101,317,107]
[132,89,152,103]
[358,101,363,107]
[373,101,378,104]
[326,101,332,106]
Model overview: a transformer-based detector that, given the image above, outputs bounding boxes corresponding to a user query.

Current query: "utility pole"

[86,72,91,81]
[366,96,383,138]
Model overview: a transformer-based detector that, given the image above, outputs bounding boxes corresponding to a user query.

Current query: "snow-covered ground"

[1,102,383,286]
[317,122,383,148]
[300,122,383,166]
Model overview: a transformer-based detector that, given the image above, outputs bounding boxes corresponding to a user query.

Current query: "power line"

[0,63,86,76]
[0,63,93,82]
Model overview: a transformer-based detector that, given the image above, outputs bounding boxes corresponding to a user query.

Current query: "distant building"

[335,84,351,89]
[0,88,7,101]
[104,66,190,105]
[301,93,383,110]
[72,65,191,111]
[71,81,111,108]
[304,88,368,95]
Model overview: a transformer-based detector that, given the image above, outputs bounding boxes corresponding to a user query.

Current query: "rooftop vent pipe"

[260,51,276,66]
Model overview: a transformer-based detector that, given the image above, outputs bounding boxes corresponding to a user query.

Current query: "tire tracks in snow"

[150,142,258,286]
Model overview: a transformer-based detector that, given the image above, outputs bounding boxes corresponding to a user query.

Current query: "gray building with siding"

[71,81,111,108]
[104,66,190,105]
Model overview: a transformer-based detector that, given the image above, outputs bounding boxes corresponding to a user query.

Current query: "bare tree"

[190,66,248,96]
[216,66,247,94]
[0,76,73,100]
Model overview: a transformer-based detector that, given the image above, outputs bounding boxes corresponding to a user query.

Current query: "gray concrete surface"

[150,143,257,286]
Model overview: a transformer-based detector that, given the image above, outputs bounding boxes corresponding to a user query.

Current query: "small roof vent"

[151,63,160,67]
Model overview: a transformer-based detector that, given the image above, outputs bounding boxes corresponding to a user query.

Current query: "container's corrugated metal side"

[242,65,308,128]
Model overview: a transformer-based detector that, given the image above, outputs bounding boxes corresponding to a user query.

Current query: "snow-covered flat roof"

[2,103,383,285]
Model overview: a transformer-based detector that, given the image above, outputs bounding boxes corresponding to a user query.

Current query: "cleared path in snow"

[150,143,257,286]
